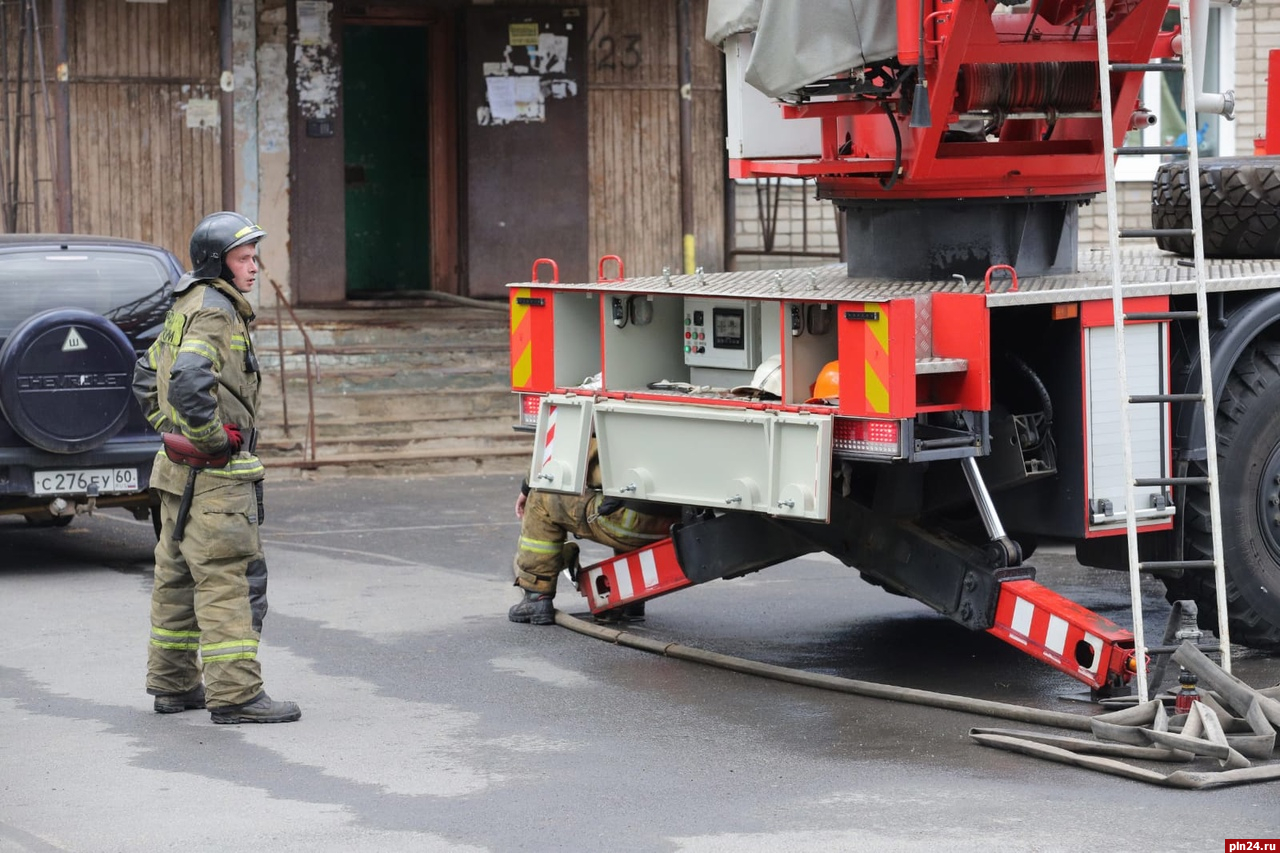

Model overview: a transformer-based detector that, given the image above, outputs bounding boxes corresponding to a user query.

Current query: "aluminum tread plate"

[510,248,1280,307]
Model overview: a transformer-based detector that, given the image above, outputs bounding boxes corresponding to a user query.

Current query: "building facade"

[1,1,1275,308]
[1,0,725,309]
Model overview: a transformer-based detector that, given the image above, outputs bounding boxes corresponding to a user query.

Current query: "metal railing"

[265,275,318,467]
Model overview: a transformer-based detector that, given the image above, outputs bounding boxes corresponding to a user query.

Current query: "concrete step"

[259,428,532,457]
[263,364,507,395]
[293,413,521,439]
[254,306,508,349]
[255,341,510,373]
[261,444,533,479]
[249,305,523,477]
[258,386,517,421]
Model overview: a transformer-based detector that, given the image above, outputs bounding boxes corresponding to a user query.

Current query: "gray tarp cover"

[706,0,900,98]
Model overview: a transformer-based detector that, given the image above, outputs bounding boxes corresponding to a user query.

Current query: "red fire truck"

[509,0,1280,694]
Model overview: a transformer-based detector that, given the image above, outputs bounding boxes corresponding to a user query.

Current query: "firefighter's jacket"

[133,275,265,494]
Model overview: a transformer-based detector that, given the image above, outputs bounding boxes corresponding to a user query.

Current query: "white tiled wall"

[729,180,843,271]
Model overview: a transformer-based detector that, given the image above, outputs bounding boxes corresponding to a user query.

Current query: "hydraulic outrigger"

[571,461,1138,692]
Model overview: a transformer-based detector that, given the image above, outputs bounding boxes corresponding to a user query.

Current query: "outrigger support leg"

[960,456,1023,569]
[575,511,820,615]
[568,492,1136,691]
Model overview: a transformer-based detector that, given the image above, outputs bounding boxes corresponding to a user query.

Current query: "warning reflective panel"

[62,328,87,352]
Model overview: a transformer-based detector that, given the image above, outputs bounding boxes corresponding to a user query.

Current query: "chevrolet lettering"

[17,372,129,390]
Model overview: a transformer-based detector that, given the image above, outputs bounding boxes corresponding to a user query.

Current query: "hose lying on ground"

[554,612,1280,788]
[554,609,1094,732]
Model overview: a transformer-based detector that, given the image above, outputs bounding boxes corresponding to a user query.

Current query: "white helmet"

[730,354,783,399]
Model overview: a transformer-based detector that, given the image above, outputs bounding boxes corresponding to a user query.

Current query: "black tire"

[1151,157,1280,258]
[0,308,137,454]
[1169,340,1280,648]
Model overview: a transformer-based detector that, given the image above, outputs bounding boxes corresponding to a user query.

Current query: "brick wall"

[1236,0,1278,151]
[729,179,843,271]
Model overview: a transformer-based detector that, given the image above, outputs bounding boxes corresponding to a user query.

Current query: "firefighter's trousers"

[147,479,268,708]
[514,490,676,595]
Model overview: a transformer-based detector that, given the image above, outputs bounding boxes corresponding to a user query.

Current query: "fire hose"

[553,612,1280,789]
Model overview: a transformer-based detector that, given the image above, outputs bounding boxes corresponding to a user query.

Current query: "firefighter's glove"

[597,497,623,516]
[223,423,244,453]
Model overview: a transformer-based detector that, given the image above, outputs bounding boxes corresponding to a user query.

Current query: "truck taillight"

[833,417,902,458]
[518,393,542,429]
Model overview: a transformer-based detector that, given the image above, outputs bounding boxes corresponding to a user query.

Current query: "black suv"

[0,235,181,529]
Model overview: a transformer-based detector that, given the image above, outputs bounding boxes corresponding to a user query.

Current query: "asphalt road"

[2,473,1279,852]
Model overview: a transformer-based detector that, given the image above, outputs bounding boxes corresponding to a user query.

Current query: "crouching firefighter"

[510,440,681,625]
[132,211,300,724]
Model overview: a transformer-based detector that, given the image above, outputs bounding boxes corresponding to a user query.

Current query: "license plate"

[33,467,140,496]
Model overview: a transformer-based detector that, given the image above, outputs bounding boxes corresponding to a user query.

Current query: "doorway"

[342,24,431,298]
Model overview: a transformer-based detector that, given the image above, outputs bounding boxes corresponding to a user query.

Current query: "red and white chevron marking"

[541,404,557,470]
[581,538,691,612]
[986,579,1134,689]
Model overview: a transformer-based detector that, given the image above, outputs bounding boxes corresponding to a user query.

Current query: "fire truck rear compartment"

[512,247,1280,661]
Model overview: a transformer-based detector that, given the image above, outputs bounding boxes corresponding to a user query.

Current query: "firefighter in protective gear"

[510,440,679,625]
[132,211,300,724]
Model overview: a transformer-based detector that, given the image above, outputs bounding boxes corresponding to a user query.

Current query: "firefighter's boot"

[209,692,301,724]
[154,683,206,714]
[508,590,555,625]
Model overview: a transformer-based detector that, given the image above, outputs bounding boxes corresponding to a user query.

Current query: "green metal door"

[343,25,431,297]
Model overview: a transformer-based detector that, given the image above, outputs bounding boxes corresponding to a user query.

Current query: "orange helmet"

[806,360,839,404]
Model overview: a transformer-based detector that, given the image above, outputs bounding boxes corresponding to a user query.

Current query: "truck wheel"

[1172,340,1280,648]
[1151,157,1280,258]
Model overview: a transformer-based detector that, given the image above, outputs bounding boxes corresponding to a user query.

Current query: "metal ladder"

[1092,0,1231,702]
[0,0,58,232]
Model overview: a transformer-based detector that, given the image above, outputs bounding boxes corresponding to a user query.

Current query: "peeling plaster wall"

[233,0,261,307]
[257,2,292,301]
[289,0,347,305]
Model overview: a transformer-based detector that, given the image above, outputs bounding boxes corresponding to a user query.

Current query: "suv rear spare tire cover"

[0,308,137,453]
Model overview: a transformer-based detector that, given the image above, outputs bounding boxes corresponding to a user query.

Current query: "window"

[0,250,172,337]
[1117,5,1236,182]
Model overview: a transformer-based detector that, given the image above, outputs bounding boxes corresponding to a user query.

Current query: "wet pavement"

[1,473,1278,852]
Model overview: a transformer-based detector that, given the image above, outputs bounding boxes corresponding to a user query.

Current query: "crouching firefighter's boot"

[508,590,555,625]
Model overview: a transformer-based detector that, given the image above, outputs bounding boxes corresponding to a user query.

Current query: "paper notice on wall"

[481,74,545,125]
[535,33,568,74]
[508,22,539,47]
[186,98,219,129]
[485,76,518,123]
[512,75,543,121]
[297,1,331,47]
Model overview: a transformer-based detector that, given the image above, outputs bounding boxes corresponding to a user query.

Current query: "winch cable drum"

[956,61,1099,116]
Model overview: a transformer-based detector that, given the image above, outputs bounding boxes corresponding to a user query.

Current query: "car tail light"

[833,417,902,458]
[518,393,542,429]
